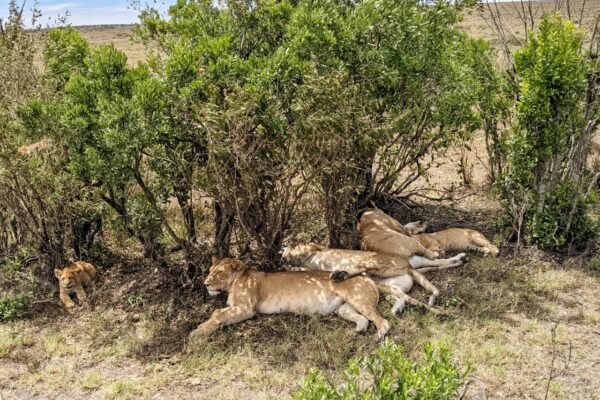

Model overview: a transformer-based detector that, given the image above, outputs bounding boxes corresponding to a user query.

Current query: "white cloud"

[40,2,80,13]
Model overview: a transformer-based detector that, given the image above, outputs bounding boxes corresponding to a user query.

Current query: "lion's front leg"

[59,288,76,308]
[190,306,255,338]
[73,285,87,304]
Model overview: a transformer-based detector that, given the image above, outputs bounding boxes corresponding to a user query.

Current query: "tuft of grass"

[80,371,104,391]
[42,332,69,355]
[103,379,144,400]
[530,269,582,293]
[0,332,33,359]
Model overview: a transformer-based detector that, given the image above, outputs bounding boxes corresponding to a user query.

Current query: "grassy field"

[2,2,600,399]
[2,241,599,399]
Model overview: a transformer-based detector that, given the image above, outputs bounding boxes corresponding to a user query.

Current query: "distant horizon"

[0,0,556,28]
[0,0,173,27]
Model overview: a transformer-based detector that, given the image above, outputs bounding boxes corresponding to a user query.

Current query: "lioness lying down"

[358,208,440,259]
[361,207,499,257]
[190,257,390,340]
[414,228,499,256]
[54,261,96,308]
[282,244,466,314]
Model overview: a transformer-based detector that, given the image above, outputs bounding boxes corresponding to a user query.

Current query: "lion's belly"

[257,293,344,315]
[375,275,413,293]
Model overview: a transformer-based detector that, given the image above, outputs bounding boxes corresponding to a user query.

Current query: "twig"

[458,379,471,400]
[30,299,57,305]
[544,322,572,400]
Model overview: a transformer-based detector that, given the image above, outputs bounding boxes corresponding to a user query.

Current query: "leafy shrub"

[293,340,470,400]
[497,13,599,250]
[0,294,29,322]
[587,257,600,272]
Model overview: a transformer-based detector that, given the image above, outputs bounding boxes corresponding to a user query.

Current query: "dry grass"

[75,25,146,65]
[1,251,599,399]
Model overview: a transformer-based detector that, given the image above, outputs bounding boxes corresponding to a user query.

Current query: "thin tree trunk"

[214,200,234,258]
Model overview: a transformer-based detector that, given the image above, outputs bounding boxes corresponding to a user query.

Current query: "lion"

[358,208,440,259]
[282,243,466,315]
[54,261,96,308]
[414,228,499,256]
[189,257,390,340]
[362,207,427,236]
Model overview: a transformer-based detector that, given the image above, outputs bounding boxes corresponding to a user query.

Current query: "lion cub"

[54,261,96,308]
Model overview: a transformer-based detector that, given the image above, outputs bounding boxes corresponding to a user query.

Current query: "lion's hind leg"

[409,253,466,272]
[340,280,389,340]
[409,269,440,307]
[377,275,413,316]
[470,232,499,256]
[345,299,389,340]
[337,304,369,333]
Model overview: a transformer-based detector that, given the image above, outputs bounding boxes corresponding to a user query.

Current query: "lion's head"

[204,257,249,296]
[54,267,81,290]
[416,235,445,256]
[403,221,428,235]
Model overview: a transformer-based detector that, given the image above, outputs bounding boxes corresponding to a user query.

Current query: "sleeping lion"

[361,207,499,257]
[189,257,390,340]
[414,228,499,256]
[358,208,440,259]
[282,243,466,315]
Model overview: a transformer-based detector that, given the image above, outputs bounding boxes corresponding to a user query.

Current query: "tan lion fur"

[357,209,440,259]
[282,243,465,312]
[54,261,96,308]
[190,257,390,339]
[415,228,499,256]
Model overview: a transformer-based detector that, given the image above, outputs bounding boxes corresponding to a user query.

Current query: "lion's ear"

[231,260,248,272]
[211,255,220,265]
[54,269,62,278]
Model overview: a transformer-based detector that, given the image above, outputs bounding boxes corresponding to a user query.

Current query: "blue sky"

[0,0,174,26]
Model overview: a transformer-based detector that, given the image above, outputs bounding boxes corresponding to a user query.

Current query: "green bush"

[293,340,470,400]
[497,13,599,250]
[0,294,29,322]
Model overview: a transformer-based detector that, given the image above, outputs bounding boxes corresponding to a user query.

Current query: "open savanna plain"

[2,2,600,399]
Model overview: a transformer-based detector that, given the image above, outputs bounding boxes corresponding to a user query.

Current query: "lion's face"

[404,221,428,235]
[204,258,246,296]
[54,268,80,290]
[420,236,445,256]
